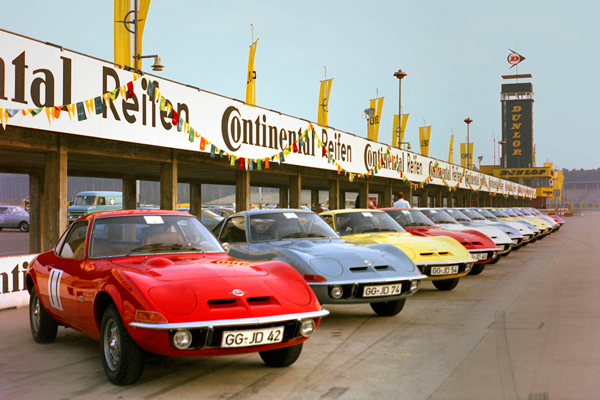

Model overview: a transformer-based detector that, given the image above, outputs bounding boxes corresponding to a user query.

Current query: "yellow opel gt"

[319,209,474,291]
[488,208,553,237]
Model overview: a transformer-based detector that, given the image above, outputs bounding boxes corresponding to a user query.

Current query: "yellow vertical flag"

[460,143,474,168]
[114,0,131,67]
[137,0,151,70]
[448,134,454,163]
[367,97,384,141]
[392,113,409,149]
[318,78,333,126]
[419,126,432,156]
[246,39,259,105]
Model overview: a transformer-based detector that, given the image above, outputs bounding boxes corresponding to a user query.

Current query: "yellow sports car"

[319,209,474,291]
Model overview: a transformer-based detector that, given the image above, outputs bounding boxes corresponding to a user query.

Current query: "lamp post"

[394,70,407,149]
[498,140,505,167]
[120,0,164,72]
[464,118,473,168]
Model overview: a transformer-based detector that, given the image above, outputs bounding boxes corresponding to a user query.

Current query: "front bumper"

[469,247,501,264]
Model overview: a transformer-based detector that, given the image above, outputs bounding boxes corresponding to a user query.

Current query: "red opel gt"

[383,208,500,275]
[26,210,328,385]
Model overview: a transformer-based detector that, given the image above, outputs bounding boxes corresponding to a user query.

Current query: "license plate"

[511,239,518,244]
[363,283,404,297]
[430,265,459,276]
[221,326,284,348]
[471,253,488,260]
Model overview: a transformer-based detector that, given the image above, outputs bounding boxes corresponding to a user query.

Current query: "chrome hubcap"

[31,296,40,332]
[103,320,120,371]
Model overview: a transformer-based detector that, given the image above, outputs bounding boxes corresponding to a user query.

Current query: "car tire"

[369,298,406,316]
[19,222,29,232]
[432,278,460,291]
[29,287,58,343]
[259,343,303,367]
[467,264,485,275]
[487,255,502,264]
[100,305,145,385]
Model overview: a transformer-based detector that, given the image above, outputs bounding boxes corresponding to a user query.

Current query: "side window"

[0,207,7,214]
[219,217,247,243]
[59,221,89,259]
[321,215,334,230]
[98,197,106,205]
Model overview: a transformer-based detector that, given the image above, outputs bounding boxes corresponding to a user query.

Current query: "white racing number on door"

[48,269,64,310]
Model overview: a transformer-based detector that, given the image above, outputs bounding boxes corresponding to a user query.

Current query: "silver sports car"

[212,209,426,316]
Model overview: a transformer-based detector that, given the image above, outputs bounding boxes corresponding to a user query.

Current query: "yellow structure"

[246,39,259,105]
[114,0,151,69]
[318,78,333,126]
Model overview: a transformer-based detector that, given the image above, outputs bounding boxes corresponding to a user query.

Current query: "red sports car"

[26,210,328,385]
[382,208,500,275]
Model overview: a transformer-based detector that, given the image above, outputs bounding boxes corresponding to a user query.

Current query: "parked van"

[67,191,123,224]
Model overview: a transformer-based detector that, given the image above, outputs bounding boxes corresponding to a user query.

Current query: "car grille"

[170,319,301,349]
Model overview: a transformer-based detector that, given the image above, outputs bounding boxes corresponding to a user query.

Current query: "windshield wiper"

[362,228,399,233]
[126,243,169,255]
[280,232,329,239]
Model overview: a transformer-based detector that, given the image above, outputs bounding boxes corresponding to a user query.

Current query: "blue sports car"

[212,210,426,316]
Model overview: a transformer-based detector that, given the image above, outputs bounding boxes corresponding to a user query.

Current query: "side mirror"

[222,243,230,253]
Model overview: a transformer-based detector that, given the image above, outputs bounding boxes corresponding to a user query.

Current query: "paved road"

[0,214,596,400]
[0,230,29,256]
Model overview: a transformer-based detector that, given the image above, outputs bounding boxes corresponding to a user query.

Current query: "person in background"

[393,192,411,208]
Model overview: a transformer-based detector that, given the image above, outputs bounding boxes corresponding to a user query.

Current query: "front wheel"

[100,305,145,385]
[260,343,303,367]
[432,278,460,291]
[467,264,486,275]
[19,221,29,232]
[369,298,406,316]
[487,255,502,264]
[29,287,58,343]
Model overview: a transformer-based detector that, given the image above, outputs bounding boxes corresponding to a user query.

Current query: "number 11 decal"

[48,269,64,310]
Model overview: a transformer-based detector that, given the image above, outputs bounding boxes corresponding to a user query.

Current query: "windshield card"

[283,213,298,219]
[402,210,410,214]
[430,210,437,214]
[144,216,164,224]
[362,212,373,217]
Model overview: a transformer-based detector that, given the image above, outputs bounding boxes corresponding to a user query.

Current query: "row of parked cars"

[25,205,563,385]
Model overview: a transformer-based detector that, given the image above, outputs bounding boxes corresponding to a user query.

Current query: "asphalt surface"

[0,213,596,400]
[0,230,29,256]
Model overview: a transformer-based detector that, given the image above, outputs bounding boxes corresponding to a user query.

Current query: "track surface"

[1,213,597,400]
[0,230,29,256]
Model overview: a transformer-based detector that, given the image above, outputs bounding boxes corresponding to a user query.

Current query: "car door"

[0,207,8,228]
[218,216,248,259]
[44,220,89,330]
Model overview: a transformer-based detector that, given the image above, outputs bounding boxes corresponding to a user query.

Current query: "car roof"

[84,209,191,220]
[232,209,312,217]
[75,191,122,196]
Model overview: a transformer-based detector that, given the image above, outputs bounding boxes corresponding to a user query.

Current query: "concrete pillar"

[419,187,429,207]
[160,156,178,210]
[358,180,369,208]
[289,173,301,209]
[235,170,250,212]
[190,183,202,217]
[405,186,413,206]
[467,190,473,207]
[311,189,319,212]
[278,187,288,209]
[328,178,340,210]
[435,188,443,208]
[123,178,137,210]
[43,140,67,252]
[28,172,43,254]
[382,181,393,208]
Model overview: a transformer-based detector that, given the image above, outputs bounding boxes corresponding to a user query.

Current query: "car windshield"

[490,209,510,218]
[444,209,472,222]
[249,212,338,241]
[503,209,519,217]
[528,208,542,216]
[334,211,405,236]
[513,209,525,216]
[74,195,97,206]
[421,209,459,224]
[89,214,223,258]
[519,208,533,216]
[461,209,486,220]
[386,209,435,227]
[475,209,498,220]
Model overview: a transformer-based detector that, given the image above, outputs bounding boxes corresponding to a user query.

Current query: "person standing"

[393,192,411,208]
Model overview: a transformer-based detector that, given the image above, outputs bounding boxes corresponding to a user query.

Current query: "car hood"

[405,226,497,250]
[461,221,523,239]
[436,223,512,244]
[339,231,472,263]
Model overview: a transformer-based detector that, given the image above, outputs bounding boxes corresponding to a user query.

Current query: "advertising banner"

[0,30,535,198]
[0,254,36,310]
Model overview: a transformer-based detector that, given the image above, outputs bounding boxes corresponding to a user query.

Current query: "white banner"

[0,254,37,310]
[0,30,535,199]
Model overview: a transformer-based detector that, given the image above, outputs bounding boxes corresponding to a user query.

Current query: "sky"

[2,0,598,170]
